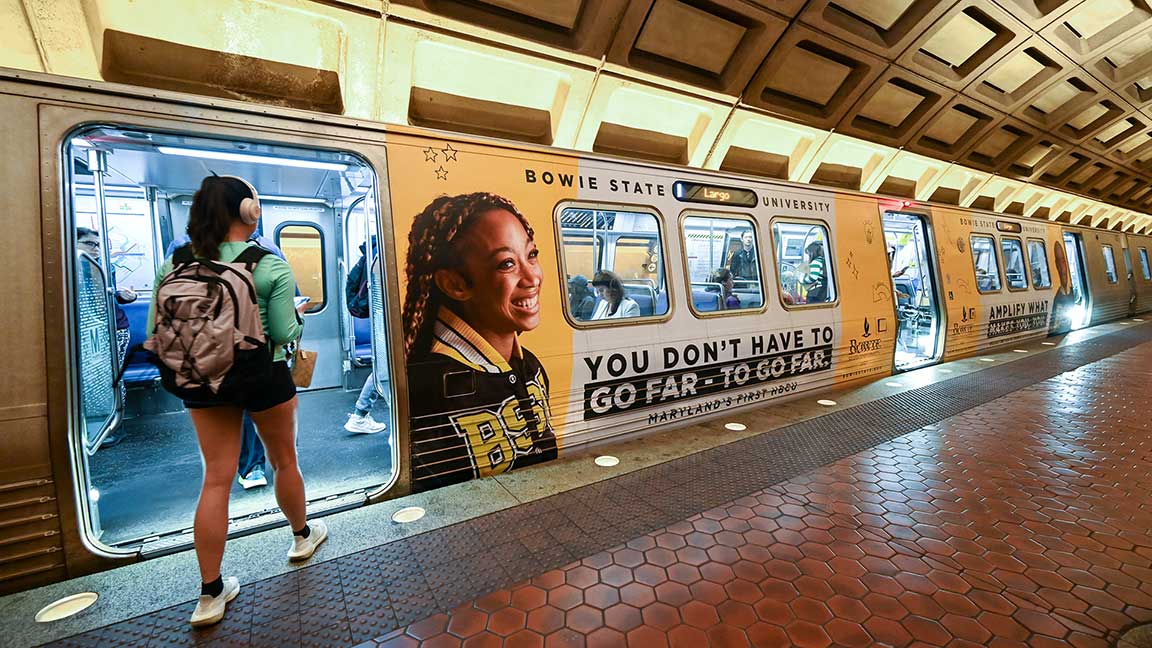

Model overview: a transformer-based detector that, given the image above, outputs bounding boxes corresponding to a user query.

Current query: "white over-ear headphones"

[221,175,262,225]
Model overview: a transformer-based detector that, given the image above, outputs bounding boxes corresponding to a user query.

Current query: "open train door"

[1057,232,1092,331]
[881,211,944,371]
[45,105,398,559]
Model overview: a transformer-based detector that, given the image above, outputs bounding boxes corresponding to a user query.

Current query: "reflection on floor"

[90,386,393,545]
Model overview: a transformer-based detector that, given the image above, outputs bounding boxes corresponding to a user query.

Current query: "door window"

[999,237,1028,291]
[680,214,764,315]
[771,221,836,307]
[276,224,326,312]
[1102,245,1118,283]
[1027,239,1051,289]
[970,235,1002,292]
[1140,248,1151,281]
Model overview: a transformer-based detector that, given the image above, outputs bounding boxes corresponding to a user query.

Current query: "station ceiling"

[4,0,1151,232]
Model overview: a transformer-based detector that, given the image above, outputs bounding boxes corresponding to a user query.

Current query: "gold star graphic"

[423,147,438,163]
[441,143,458,162]
[434,166,448,180]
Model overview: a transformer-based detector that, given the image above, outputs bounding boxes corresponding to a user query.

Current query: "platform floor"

[29,322,1152,647]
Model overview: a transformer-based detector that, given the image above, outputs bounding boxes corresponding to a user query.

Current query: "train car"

[2,69,1149,595]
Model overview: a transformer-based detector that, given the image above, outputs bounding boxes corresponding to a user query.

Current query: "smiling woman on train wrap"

[402,193,557,491]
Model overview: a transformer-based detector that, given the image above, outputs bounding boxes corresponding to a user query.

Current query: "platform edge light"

[155,146,349,171]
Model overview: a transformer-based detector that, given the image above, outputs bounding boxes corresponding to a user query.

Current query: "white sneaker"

[287,520,328,562]
[344,413,387,434]
[189,577,240,627]
[238,468,267,490]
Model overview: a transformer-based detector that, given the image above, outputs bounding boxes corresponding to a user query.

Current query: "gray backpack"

[145,244,272,399]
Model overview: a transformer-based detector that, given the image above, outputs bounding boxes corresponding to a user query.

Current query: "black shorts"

[183,361,296,412]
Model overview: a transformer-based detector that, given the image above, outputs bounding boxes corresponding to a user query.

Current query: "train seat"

[622,283,656,316]
[121,300,159,385]
[352,316,372,362]
[894,279,915,306]
[692,289,722,313]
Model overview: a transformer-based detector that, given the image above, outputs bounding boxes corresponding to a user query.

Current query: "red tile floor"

[368,344,1152,647]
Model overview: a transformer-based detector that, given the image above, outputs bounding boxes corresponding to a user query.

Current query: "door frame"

[880,209,947,373]
[41,106,405,559]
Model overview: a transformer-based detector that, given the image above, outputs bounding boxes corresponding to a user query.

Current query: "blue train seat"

[693,289,721,313]
[622,283,656,316]
[352,316,372,362]
[894,279,915,306]
[121,300,159,385]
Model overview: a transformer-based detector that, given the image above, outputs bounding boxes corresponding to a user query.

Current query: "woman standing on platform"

[149,176,327,627]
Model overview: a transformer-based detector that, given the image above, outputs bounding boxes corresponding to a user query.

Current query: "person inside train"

[591,270,642,320]
[151,175,325,627]
[401,192,557,492]
[165,233,283,489]
[77,227,137,447]
[726,229,758,280]
[799,240,828,303]
[709,267,741,310]
[568,274,596,320]
[887,245,912,303]
[344,236,389,434]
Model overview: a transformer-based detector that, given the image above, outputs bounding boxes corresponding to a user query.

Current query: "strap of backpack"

[172,244,196,265]
[234,245,272,272]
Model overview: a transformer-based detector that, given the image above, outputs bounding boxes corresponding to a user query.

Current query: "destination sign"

[996,221,1023,233]
[673,181,757,208]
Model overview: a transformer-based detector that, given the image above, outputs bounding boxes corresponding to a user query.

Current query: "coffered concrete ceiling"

[4,0,1150,231]
[388,0,1152,225]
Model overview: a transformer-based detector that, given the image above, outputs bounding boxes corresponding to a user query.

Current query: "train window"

[1027,239,1051,289]
[557,205,669,324]
[771,220,836,307]
[999,237,1028,291]
[1140,248,1151,281]
[275,223,326,312]
[970,235,1002,293]
[1102,245,1118,283]
[680,214,764,315]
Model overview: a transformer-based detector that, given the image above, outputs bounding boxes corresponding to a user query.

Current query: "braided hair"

[402,192,534,359]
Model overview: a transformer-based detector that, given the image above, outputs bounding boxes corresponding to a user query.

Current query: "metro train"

[3,68,1152,595]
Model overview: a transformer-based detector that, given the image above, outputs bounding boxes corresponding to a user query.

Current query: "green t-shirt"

[148,241,303,361]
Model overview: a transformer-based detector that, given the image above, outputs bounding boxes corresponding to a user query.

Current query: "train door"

[260,201,342,390]
[59,122,397,556]
[1061,232,1092,329]
[881,212,943,371]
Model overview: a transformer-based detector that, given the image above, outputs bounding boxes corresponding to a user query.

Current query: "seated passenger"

[591,271,641,320]
[799,241,828,303]
[708,268,741,310]
[568,274,595,320]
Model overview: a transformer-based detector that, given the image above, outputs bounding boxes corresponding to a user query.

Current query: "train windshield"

[65,127,396,553]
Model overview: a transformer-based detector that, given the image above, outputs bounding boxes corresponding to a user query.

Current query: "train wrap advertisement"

[387,138,893,491]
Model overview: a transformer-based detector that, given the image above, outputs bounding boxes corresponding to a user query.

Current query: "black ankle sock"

[293,523,311,539]
[201,576,224,598]
[355,409,368,417]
